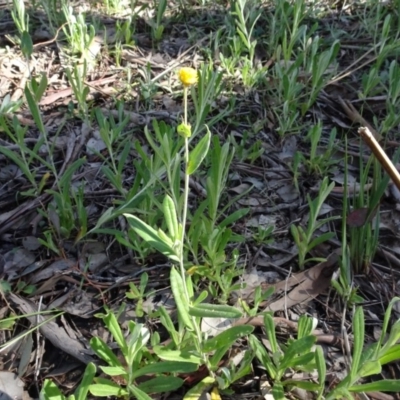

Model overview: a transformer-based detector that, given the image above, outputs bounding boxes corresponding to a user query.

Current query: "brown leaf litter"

[1,1,400,398]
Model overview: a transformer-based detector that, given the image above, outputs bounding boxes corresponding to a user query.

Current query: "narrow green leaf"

[264,313,279,354]
[380,319,400,356]
[290,224,300,244]
[58,158,86,188]
[308,232,335,251]
[280,336,316,370]
[75,362,96,400]
[350,307,364,381]
[132,361,198,379]
[297,315,314,338]
[21,31,33,59]
[25,85,45,134]
[157,228,174,247]
[153,347,202,364]
[170,267,193,329]
[89,380,128,397]
[189,303,242,319]
[282,380,320,390]
[289,352,316,368]
[192,290,208,306]
[379,344,400,365]
[186,274,195,298]
[103,312,128,357]
[138,376,184,393]
[183,376,215,400]
[163,195,179,240]
[203,325,254,352]
[315,346,326,391]
[90,337,122,367]
[331,387,353,399]
[0,146,35,186]
[127,385,153,400]
[124,214,178,262]
[357,359,381,378]
[249,334,277,378]
[36,73,48,102]
[40,380,66,400]
[271,382,285,400]
[99,366,127,376]
[378,297,400,352]
[158,306,179,345]
[187,127,211,175]
[219,208,250,229]
[144,125,165,163]
[209,344,231,368]
[89,207,117,234]
[349,379,400,392]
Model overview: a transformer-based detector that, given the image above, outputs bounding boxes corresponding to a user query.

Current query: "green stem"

[183,86,188,126]
[179,86,190,301]
[179,86,213,373]
[181,87,189,249]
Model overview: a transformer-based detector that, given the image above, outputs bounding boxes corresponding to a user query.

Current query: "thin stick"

[358,126,400,191]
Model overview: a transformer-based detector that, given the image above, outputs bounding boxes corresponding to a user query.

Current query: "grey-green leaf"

[124,214,179,262]
[187,127,211,175]
[189,303,242,319]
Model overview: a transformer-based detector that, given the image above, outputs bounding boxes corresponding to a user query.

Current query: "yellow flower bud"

[178,67,198,87]
[177,122,192,138]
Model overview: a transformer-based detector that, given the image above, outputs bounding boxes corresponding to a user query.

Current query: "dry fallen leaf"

[9,293,95,365]
[0,371,31,400]
[263,251,340,312]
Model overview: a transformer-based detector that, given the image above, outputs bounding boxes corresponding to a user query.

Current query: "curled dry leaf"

[9,293,95,365]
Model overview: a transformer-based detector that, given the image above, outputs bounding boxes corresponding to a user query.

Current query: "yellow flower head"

[178,67,198,87]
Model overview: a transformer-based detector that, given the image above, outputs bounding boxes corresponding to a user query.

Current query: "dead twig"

[338,97,381,140]
[358,126,400,191]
